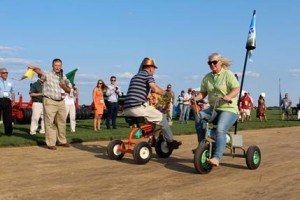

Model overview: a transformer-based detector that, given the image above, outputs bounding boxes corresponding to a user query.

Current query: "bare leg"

[98,114,102,130]
[94,114,98,131]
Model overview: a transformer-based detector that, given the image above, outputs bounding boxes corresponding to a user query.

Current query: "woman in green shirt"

[193,53,240,167]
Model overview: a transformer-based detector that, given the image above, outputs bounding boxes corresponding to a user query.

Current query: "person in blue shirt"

[0,68,15,136]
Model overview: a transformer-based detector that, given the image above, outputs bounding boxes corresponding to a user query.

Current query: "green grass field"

[0,109,299,147]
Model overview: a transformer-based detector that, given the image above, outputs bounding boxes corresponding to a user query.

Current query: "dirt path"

[0,127,299,200]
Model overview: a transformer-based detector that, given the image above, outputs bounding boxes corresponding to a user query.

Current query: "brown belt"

[44,96,64,102]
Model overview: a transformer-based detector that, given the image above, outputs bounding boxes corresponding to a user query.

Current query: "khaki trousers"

[167,103,173,124]
[30,102,45,134]
[43,98,67,146]
[65,103,76,132]
[123,104,174,142]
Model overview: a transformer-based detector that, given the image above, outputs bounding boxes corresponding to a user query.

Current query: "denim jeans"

[195,106,238,160]
[106,102,118,128]
[180,104,190,122]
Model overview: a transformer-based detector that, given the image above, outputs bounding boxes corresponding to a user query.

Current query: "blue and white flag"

[246,10,256,61]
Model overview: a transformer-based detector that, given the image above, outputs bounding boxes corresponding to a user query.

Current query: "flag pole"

[234,48,250,135]
[279,78,282,119]
[234,10,256,135]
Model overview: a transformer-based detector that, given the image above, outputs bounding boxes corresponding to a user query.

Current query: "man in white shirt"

[106,76,122,129]
[65,84,77,132]
[180,88,192,124]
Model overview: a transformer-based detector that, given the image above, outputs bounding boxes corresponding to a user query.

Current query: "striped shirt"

[124,70,155,109]
[42,70,71,101]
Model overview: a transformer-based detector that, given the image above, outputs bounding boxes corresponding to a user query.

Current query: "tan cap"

[0,68,8,73]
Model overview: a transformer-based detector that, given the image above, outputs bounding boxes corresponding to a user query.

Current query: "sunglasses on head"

[207,60,219,65]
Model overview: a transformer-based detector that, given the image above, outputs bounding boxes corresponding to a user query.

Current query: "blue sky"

[1,0,299,106]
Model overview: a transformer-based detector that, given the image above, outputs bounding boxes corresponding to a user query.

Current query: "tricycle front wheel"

[194,143,213,174]
[133,141,152,165]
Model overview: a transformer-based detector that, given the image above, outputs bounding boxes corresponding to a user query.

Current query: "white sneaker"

[30,132,36,135]
[39,130,45,134]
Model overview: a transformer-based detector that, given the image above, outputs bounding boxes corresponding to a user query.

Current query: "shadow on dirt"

[152,156,196,174]
[71,141,248,174]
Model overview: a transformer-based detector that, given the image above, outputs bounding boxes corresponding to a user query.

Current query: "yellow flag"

[21,68,35,80]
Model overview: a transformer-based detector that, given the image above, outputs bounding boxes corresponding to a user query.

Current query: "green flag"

[66,68,78,85]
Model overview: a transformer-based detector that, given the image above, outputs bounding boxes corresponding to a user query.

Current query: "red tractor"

[12,94,33,124]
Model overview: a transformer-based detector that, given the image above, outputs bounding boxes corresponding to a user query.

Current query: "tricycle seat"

[125,116,145,126]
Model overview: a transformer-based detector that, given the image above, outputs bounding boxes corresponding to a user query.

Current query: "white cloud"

[114,64,122,68]
[7,68,28,74]
[0,46,22,54]
[154,74,168,79]
[0,57,36,65]
[189,75,203,80]
[77,73,101,79]
[76,81,97,86]
[289,68,300,77]
[75,73,108,85]
[235,71,260,78]
[116,72,134,79]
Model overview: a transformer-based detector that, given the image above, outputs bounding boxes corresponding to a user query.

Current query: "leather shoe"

[48,146,57,150]
[192,148,196,154]
[57,143,70,147]
[167,140,182,150]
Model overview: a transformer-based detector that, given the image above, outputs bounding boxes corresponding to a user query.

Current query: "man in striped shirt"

[123,57,182,150]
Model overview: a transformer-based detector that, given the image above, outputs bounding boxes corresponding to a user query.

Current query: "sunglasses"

[1,72,8,74]
[207,60,219,65]
[98,82,103,84]
[111,79,116,82]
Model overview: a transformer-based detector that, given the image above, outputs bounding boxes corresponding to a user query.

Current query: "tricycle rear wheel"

[246,145,261,170]
[107,140,125,160]
[155,135,173,158]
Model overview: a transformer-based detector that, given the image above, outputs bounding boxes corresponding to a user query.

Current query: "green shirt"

[29,80,43,102]
[200,68,239,114]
